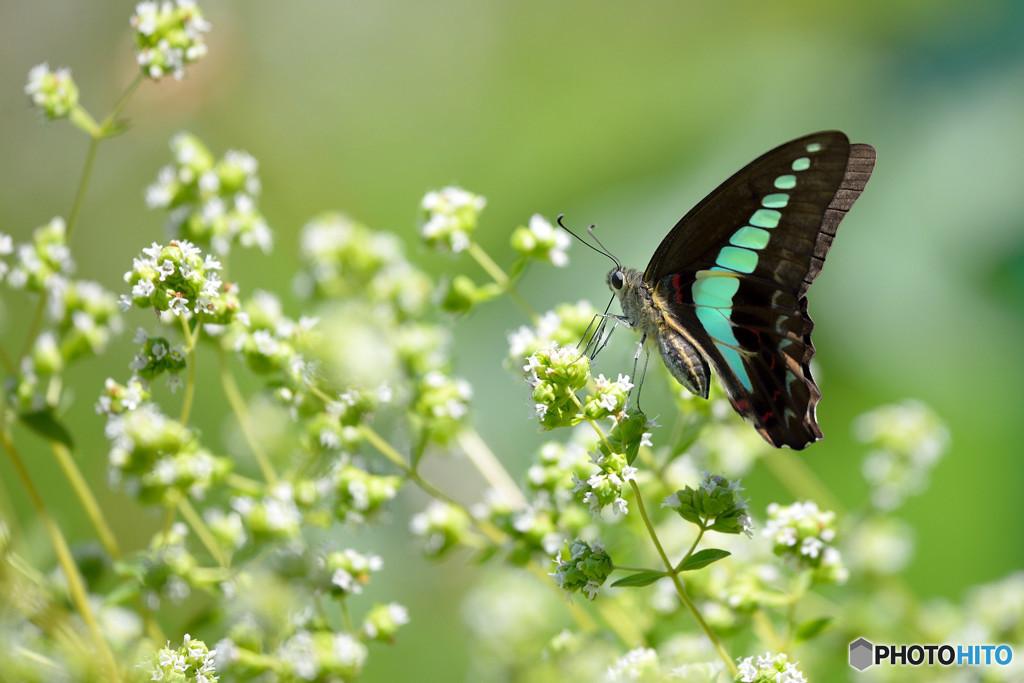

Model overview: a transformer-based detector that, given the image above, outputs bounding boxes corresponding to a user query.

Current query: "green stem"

[0,341,15,374]
[673,523,707,573]
[217,348,278,486]
[178,496,229,568]
[1,427,122,681]
[358,424,506,545]
[629,479,738,676]
[456,429,525,507]
[178,318,199,425]
[466,241,538,324]
[49,441,121,560]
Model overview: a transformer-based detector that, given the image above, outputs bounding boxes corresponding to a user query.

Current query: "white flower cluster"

[420,186,486,253]
[131,0,211,80]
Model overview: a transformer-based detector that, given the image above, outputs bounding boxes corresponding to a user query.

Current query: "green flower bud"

[412,370,472,442]
[524,342,590,430]
[146,633,218,682]
[510,214,570,267]
[419,186,486,253]
[279,631,367,680]
[332,465,401,522]
[583,373,632,420]
[664,473,753,537]
[323,548,383,597]
[24,64,78,119]
[763,500,846,583]
[550,538,612,600]
[410,500,470,557]
[361,602,410,643]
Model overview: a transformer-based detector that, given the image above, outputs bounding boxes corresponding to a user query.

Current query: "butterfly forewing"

[646,131,876,449]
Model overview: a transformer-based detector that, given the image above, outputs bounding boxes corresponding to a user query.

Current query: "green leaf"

[18,408,75,450]
[610,571,665,588]
[679,548,731,571]
[795,616,834,643]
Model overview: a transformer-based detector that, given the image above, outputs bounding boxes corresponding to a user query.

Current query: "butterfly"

[574,131,876,449]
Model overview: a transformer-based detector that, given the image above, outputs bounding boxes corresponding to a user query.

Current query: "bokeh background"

[2,1,1023,680]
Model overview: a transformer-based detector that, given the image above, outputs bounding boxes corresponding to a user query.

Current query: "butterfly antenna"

[557,214,622,269]
[585,223,622,270]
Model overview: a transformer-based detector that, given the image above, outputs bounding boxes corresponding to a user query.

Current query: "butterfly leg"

[630,335,651,417]
[584,313,631,360]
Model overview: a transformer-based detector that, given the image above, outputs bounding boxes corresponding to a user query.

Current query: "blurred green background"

[2,1,1024,680]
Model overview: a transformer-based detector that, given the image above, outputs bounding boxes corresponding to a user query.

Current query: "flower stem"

[1,427,123,681]
[629,479,738,676]
[218,348,279,486]
[49,441,121,560]
[456,428,525,507]
[178,318,199,425]
[467,240,538,324]
[178,496,229,568]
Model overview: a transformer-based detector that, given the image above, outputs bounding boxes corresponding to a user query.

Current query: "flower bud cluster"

[361,603,410,643]
[147,633,218,682]
[409,500,471,557]
[854,400,950,510]
[475,442,591,565]
[230,291,316,378]
[550,538,613,600]
[106,403,231,502]
[2,218,73,293]
[130,0,211,80]
[419,186,486,253]
[507,301,597,364]
[412,370,473,443]
[321,548,383,597]
[524,342,590,429]
[146,133,270,253]
[663,472,753,537]
[763,501,847,584]
[330,463,402,523]
[2,224,122,411]
[297,213,433,321]
[129,330,187,388]
[583,373,633,420]
[573,448,637,518]
[229,484,304,541]
[24,64,78,119]
[736,651,807,683]
[121,239,238,322]
[510,214,571,267]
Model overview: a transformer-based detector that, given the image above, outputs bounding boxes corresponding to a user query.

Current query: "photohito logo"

[849,637,1013,671]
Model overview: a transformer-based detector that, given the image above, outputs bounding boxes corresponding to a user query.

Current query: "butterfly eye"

[610,269,625,290]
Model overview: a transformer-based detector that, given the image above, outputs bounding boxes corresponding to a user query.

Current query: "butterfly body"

[607,131,876,450]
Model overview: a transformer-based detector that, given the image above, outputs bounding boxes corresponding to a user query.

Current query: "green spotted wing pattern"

[646,131,876,449]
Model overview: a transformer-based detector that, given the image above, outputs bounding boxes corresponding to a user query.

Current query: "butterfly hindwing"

[648,132,876,449]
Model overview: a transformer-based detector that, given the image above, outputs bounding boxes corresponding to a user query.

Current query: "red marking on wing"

[672,273,684,303]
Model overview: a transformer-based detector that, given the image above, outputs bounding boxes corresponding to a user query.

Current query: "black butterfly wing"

[647,131,876,449]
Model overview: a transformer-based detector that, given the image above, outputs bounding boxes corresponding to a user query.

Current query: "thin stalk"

[178,318,199,425]
[217,349,278,486]
[466,241,538,324]
[49,441,121,560]
[629,479,738,676]
[1,428,122,681]
[456,429,525,507]
[178,496,229,568]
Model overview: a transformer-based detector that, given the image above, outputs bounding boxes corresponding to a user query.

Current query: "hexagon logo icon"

[849,638,874,671]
